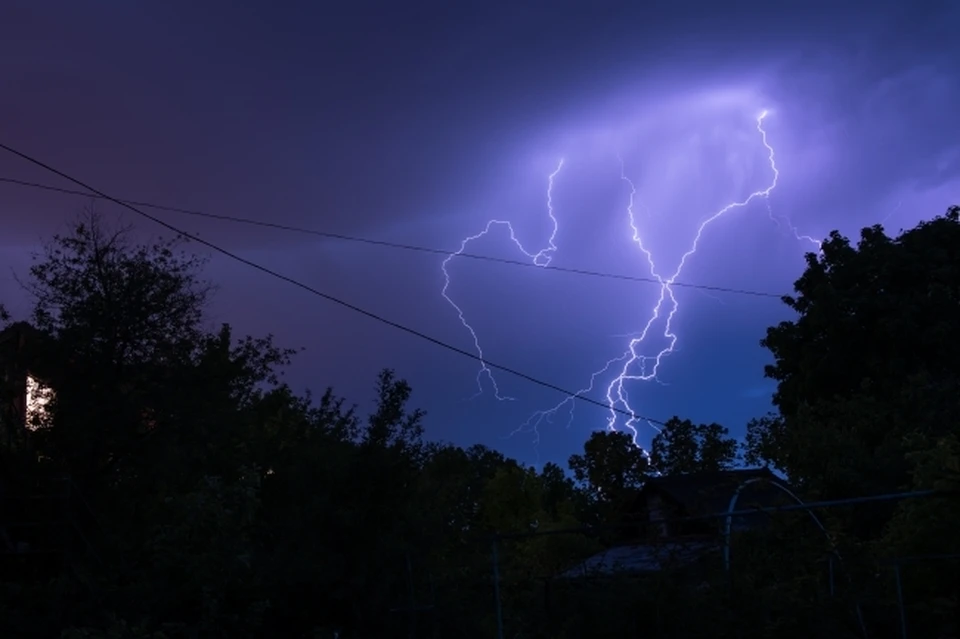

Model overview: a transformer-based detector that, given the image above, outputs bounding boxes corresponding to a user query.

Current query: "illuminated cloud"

[438,62,957,457]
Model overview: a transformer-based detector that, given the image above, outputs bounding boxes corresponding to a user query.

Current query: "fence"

[0,476,102,581]
[481,487,958,639]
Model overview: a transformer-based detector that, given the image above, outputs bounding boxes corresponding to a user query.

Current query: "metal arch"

[722,476,868,638]
[722,476,833,571]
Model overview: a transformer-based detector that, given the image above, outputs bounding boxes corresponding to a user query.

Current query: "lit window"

[25,375,54,430]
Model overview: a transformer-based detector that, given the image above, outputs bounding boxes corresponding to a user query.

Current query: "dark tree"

[745,206,960,502]
[567,429,650,532]
[764,206,960,419]
[650,416,738,475]
[568,430,649,500]
[17,209,295,490]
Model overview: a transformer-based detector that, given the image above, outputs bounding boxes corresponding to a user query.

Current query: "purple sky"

[1,0,958,466]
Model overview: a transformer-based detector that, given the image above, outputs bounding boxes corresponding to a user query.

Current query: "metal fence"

[483,487,957,639]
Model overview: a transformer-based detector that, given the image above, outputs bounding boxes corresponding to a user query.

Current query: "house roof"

[0,322,38,346]
[0,322,50,378]
[0,322,45,358]
[641,468,782,517]
[558,539,719,578]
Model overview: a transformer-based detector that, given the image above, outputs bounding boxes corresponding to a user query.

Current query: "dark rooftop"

[558,539,719,578]
[642,468,782,517]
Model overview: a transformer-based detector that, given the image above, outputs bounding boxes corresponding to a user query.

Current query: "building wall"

[1,374,27,448]
[646,494,671,538]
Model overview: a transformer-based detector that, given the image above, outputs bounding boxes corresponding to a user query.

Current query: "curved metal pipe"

[722,475,867,637]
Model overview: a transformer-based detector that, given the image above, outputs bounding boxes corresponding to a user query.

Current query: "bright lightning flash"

[599,110,783,443]
[445,110,818,450]
[441,159,565,400]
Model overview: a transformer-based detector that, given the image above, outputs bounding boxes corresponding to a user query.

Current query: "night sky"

[2,1,958,466]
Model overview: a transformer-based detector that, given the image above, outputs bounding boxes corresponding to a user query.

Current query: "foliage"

[0,206,956,637]
[650,417,739,475]
[568,430,647,505]
[24,206,211,365]
[740,206,960,635]
[749,206,960,495]
[877,432,960,637]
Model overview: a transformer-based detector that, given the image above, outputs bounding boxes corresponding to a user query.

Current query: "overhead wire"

[0,143,672,426]
[0,175,787,300]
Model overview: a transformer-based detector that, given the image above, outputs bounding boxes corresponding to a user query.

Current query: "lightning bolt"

[768,203,823,251]
[447,109,822,453]
[518,110,815,450]
[770,199,901,254]
[441,159,565,400]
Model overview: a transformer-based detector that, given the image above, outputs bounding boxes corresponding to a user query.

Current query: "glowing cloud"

[444,100,821,453]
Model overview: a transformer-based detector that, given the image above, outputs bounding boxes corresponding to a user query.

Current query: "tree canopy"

[746,207,960,499]
[649,417,739,475]
[0,206,956,637]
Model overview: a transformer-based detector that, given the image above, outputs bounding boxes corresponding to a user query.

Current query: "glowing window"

[25,374,53,430]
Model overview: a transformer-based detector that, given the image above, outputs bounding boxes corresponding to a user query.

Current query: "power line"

[0,143,670,427]
[0,175,785,300]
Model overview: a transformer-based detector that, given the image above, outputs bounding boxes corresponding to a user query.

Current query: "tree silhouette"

[747,206,960,500]
[650,416,739,474]
[1,206,957,637]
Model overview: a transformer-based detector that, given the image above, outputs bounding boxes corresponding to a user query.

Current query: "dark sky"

[1,0,958,466]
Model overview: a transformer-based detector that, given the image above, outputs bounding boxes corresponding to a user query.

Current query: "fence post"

[491,537,504,639]
[893,562,908,639]
[828,554,835,598]
[405,552,417,639]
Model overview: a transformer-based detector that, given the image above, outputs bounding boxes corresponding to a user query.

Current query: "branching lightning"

[441,159,565,400]
[444,109,820,451]
[768,204,823,251]
[601,111,782,442]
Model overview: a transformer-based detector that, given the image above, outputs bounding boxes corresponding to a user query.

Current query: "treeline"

[0,206,957,638]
